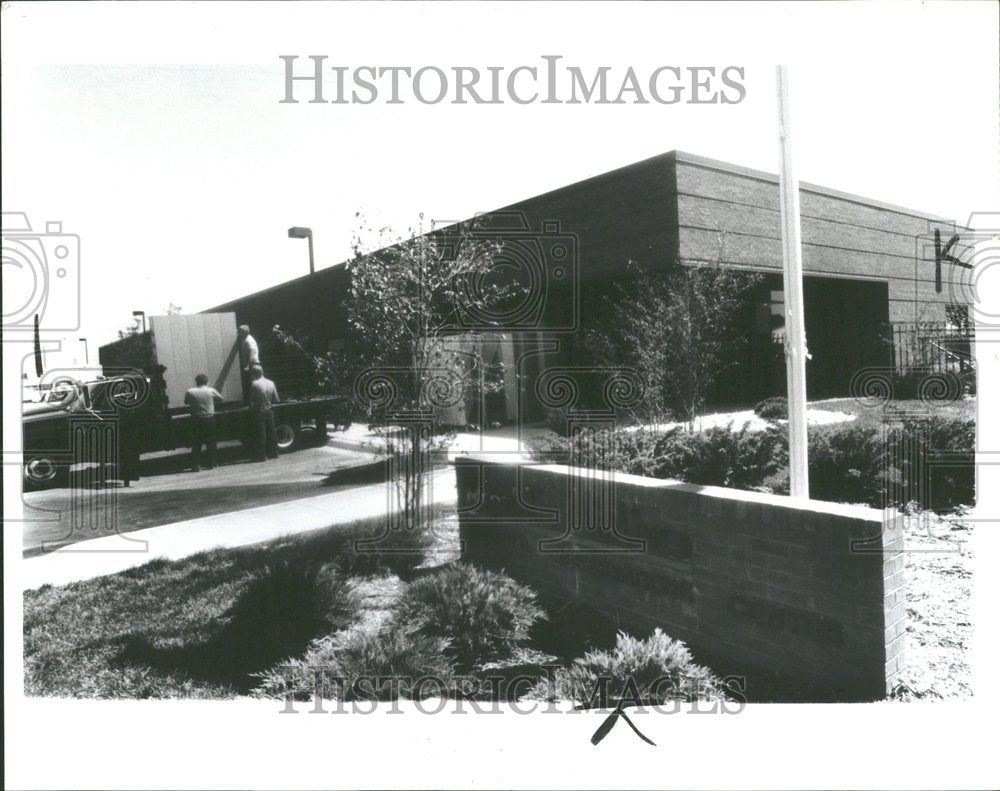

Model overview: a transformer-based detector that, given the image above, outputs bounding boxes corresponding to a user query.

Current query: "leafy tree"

[346,213,515,529]
[586,260,760,428]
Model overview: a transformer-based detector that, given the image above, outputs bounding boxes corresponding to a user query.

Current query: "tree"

[586,260,760,429]
[347,213,514,529]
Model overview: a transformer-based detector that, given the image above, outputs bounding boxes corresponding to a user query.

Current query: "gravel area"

[890,511,974,700]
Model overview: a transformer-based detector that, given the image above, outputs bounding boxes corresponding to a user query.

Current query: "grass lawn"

[24,511,457,699]
[25,499,974,701]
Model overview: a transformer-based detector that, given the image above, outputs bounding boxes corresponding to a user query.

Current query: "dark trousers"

[120,410,142,484]
[191,417,218,470]
[254,412,278,461]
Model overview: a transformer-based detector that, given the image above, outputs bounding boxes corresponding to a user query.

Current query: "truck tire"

[23,456,66,490]
[274,421,299,452]
[297,418,328,448]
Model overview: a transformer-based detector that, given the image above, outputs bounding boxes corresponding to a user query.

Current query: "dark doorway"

[715,274,890,406]
[802,276,890,399]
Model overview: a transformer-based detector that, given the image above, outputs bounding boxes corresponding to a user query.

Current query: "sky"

[2,0,998,369]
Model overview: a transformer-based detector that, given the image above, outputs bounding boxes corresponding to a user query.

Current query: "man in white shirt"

[238,324,260,400]
[184,373,224,471]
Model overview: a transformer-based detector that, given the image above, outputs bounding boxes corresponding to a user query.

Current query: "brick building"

[206,151,973,418]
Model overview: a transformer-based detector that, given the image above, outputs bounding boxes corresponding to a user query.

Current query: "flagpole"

[776,65,810,498]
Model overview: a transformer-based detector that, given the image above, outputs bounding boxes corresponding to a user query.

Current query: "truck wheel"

[298,419,328,448]
[274,422,298,452]
[23,456,65,490]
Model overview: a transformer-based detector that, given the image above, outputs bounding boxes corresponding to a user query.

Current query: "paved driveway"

[21,442,379,556]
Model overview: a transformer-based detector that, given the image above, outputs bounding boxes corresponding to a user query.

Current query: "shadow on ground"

[113,560,356,693]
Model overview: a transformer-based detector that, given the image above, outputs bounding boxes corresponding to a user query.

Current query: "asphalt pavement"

[20,440,380,557]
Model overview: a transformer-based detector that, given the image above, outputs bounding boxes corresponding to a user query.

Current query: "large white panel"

[150,313,242,408]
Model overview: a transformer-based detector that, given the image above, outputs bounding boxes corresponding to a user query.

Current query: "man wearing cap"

[249,365,280,462]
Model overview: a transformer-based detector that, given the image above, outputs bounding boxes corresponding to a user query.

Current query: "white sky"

[2,0,998,365]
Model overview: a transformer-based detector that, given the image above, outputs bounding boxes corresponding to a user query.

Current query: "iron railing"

[888,322,974,376]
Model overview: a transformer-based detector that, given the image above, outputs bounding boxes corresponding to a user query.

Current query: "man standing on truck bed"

[238,325,260,401]
[184,374,223,471]
[249,365,280,462]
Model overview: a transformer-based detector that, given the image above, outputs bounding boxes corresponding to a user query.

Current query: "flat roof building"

[205,150,973,418]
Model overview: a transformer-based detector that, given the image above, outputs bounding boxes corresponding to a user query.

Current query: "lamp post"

[79,337,89,365]
[132,310,150,372]
[288,226,315,275]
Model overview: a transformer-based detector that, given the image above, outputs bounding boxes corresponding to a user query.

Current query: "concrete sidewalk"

[329,422,545,459]
[20,468,457,592]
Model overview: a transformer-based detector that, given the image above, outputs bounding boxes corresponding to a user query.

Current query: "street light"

[132,310,150,372]
[288,226,315,275]
[79,337,89,365]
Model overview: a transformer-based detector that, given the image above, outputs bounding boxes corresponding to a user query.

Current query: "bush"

[528,415,974,510]
[808,416,975,509]
[332,523,434,579]
[652,424,787,489]
[808,423,887,506]
[525,429,573,459]
[754,396,788,420]
[894,416,975,510]
[393,564,545,671]
[545,407,570,436]
[571,427,663,478]
[254,624,455,702]
[528,628,726,705]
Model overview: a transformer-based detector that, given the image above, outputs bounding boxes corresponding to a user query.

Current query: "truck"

[22,313,350,490]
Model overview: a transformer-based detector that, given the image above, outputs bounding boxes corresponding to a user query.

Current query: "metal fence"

[888,322,974,376]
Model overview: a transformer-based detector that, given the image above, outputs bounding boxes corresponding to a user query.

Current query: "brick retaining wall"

[455,457,905,700]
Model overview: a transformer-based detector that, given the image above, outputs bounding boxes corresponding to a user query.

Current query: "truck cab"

[21,373,150,489]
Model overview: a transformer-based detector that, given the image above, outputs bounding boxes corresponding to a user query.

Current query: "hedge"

[527,416,975,510]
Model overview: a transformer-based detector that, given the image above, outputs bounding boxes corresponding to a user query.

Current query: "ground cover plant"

[25,502,973,702]
[526,628,728,706]
[393,564,545,671]
[526,403,975,510]
[24,508,730,706]
[23,511,441,698]
[753,396,788,420]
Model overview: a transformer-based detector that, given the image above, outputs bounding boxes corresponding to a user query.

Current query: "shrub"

[333,523,434,579]
[570,427,663,478]
[393,564,545,671]
[652,426,729,485]
[893,416,975,510]
[652,424,787,489]
[525,430,573,459]
[528,628,726,704]
[730,424,789,489]
[545,407,570,436]
[254,624,455,702]
[528,415,974,510]
[754,396,788,420]
[808,424,887,506]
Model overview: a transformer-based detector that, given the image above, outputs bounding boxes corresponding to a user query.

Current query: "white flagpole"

[776,65,810,498]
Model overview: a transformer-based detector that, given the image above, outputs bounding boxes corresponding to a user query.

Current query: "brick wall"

[456,457,906,701]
